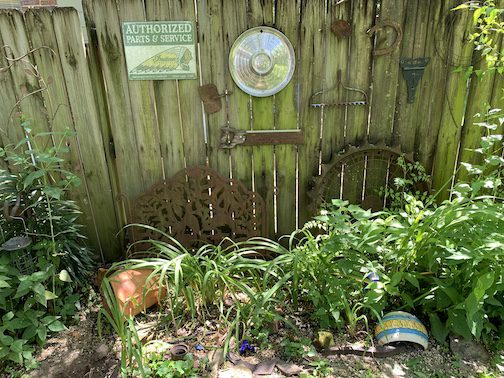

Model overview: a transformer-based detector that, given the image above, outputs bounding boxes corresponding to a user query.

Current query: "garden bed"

[14,301,502,378]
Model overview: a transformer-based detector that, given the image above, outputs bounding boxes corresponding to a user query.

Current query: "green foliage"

[98,235,293,375]
[379,155,433,212]
[301,359,334,378]
[280,111,504,345]
[0,119,94,369]
[454,1,504,76]
[98,274,146,378]
[280,337,316,361]
[145,352,197,378]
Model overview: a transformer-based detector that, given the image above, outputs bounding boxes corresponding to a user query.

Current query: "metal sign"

[122,21,197,80]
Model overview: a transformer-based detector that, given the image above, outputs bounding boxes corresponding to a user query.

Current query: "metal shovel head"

[198,84,222,114]
[1,235,31,251]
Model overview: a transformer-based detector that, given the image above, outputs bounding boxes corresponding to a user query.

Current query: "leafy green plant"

[144,352,197,378]
[98,233,293,373]
[301,358,334,377]
[379,155,433,212]
[98,274,146,378]
[280,337,316,361]
[0,120,95,369]
[454,1,504,74]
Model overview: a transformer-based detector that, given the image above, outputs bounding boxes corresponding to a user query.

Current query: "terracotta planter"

[97,268,166,317]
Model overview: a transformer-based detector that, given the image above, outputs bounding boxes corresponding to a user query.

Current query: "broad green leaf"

[7,351,22,364]
[42,186,63,200]
[0,346,9,359]
[390,272,403,287]
[448,310,472,339]
[22,325,38,341]
[2,311,14,323]
[36,327,47,344]
[452,3,469,10]
[58,269,72,283]
[41,316,58,325]
[0,278,10,288]
[10,339,26,354]
[48,320,66,332]
[404,273,419,289]
[23,169,46,189]
[0,334,13,346]
[44,290,58,301]
[429,314,449,343]
[6,318,31,331]
[14,280,32,299]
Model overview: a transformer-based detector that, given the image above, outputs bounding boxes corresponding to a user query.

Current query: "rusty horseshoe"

[367,21,403,56]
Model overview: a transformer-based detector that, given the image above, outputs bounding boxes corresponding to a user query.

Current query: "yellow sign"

[122,21,197,80]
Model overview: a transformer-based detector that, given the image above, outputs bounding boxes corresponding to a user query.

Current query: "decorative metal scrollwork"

[130,166,266,250]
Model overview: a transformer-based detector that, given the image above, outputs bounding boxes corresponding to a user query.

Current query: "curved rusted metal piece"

[367,20,403,56]
[307,144,427,213]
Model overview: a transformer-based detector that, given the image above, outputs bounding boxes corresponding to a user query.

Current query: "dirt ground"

[25,312,119,378]
[6,303,502,378]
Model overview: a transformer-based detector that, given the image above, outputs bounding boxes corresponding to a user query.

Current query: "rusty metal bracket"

[220,127,247,149]
[219,127,304,149]
[367,21,403,56]
[198,84,232,114]
[400,57,430,103]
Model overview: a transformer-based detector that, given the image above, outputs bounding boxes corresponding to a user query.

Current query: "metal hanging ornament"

[229,26,295,97]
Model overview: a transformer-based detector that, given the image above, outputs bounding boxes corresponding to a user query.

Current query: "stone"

[218,364,253,378]
[95,343,109,360]
[449,336,490,362]
[207,348,225,373]
[314,330,335,349]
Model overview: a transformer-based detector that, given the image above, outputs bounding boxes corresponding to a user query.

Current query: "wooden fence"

[0,0,503,261]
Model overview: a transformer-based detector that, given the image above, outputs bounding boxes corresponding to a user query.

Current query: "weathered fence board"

[298,0,326,225]
[117,0,163,191]
[392,0,428,154]
[416,1,451,171]
[248,0,276,237]
[345,0,374,147]
[221,0,252,189]
[0,10,51,137]
[142,0,186,181]
[274,0,299,236]
[431,7,474,199]
[52,7,119,258]
[24,8,96,244]
[368,0,405,146]
[0,25,25,148]
[321,0,348,163]
[197,0,229,178]
[0,1,500,260]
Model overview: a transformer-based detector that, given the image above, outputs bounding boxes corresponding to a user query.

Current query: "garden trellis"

[0,0,503,260]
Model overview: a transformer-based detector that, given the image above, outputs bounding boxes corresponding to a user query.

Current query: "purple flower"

[239,340,255,355]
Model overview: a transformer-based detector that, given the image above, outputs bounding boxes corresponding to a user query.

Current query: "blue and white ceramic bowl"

[375,311,429,350]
